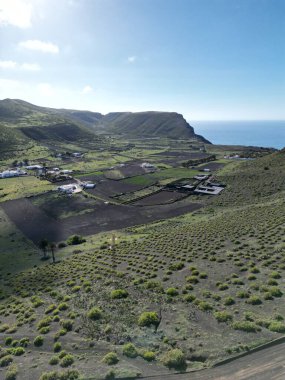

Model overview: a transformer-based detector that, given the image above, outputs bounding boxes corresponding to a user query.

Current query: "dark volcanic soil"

[1,197,202,244]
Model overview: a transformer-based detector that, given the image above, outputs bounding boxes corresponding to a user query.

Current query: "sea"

[192,120,285,149]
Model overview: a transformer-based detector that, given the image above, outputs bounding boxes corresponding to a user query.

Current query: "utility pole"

[110,234,118,268]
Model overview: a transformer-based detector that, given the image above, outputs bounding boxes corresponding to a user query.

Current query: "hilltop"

[0,99,209,159]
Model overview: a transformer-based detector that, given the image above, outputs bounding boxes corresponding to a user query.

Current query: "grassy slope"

[0,150,285,379]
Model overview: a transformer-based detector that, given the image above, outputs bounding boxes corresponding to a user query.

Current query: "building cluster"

[0,169,27,178]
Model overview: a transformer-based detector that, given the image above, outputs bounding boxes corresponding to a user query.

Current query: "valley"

[0,100,284,380]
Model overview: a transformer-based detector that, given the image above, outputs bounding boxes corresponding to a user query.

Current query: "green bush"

[198,301,213,311]
[232,321,260,332]
[34,335,44,347]
[37,317,52,330]
[5,364,18,380]
[54,342,62,353]
[214,311,233,323]
[49,355,59,365]
[87,307,102,321]
[183,294,196,303]
[141,350,156,361]
[138,312,160,328]
[166,288,179,296]
[11,347,25,356]
[268,322,285,333]
[60,320,73,332]
[5,337,12,346]
[122,343,138,358]
[246,296,262,305]
[161,349,186,370]
[224,297,235,306]
[39,369,80,380]
[0,355,13,367]
[67,235,86,246]
[102,352,119,365]
[269,287,283,297]
[169,262,184,271]
[58,303,69,311]
[110,289,128,299]
[60,354,74,367]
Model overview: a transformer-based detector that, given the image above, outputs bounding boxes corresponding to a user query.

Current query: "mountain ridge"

[0,98,211,147]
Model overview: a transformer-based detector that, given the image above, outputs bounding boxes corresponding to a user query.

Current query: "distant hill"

[95,111,209,142]
[0,99,210,157]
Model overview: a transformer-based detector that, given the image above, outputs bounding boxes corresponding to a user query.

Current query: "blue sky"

[0,0,284,120]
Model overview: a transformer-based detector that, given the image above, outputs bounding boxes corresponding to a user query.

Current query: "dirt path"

[141,342,285,380]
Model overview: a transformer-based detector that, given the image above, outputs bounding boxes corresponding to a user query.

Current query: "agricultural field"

[0,132,284,380]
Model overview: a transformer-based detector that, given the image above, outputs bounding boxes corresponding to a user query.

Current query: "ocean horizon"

[192,120,285,149]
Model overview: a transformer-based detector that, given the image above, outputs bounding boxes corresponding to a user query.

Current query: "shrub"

[34,336,44,347]
[246,296,262,305]
[214,311,233,323]
[58,242,67,249]
[87,307,102,321]
[198,301,213,311]
[232,321,260,332]
[39,370,80,380]
[166,288,179,296]
[45,304,57,314]
[5,364,18,380]
[37,317,52,330]
[19,338,29,347]
[122,343,138,358]
[39,327,50,334]
[0,355,13,367]
[67,235,86,246]
[218,283,229,291]
[11,347,25,356]
[138,312,160,328]
[58,303,69,311]
[54,342,62,353]
[5,337,12,346]
[237,290,249,299]
[269,271,281,279]
[60,320,73,332]
[186,276,199,284]
[183,294,196,303]
[60,354,74,367]
[169,262,184,271]
[268,322,285,333]
[110,289,128,299]
[141,350,156,361]
[224,297,235,306]
[269,287,283,297]
[161,349,186,370]
[102,352,119,365]
[49,355,59,365]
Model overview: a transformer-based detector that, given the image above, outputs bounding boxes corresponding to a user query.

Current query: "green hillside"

[96,111,210,142]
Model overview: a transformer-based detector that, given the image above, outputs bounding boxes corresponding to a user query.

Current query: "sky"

[0,0,284,120]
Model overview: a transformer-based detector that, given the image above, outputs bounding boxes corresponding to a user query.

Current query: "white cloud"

[0,0,32,28]
[127,56,137,63]
[37,83,54,96]
[0,60,17,69]
[20,63,40,71]
[81,85,93,94]
[19,40,59,54]
[0,60,41,71]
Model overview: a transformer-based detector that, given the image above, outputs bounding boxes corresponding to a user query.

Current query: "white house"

[26,165,43,170]
[0,169,27,178]
[141,162,155,169]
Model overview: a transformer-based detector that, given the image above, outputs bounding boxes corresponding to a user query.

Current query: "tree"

[38,238,49,259]
[49,242,56,263]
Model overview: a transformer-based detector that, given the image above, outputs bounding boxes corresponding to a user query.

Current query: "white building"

[0,170,27,178]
